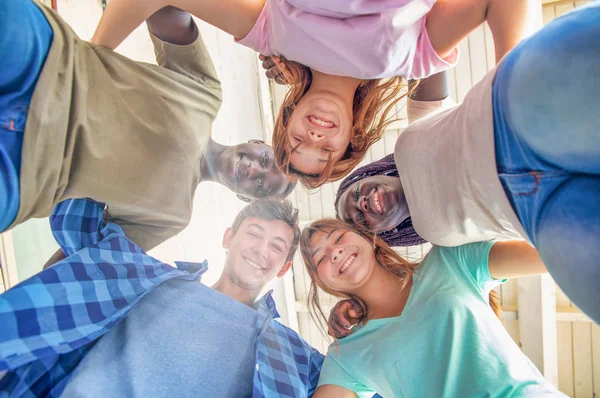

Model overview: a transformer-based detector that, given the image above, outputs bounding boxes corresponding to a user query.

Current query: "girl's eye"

[317,255,326,267]
[355,184,360,201]
[247,232,258,238]
[292,136,303,144]
[262,152,269,168]
[271,243,282,253]
[335,232,346,244]
[322,147,333,153]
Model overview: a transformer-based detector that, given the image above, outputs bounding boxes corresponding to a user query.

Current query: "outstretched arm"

[91,0,264,50]
[488,241,547,280]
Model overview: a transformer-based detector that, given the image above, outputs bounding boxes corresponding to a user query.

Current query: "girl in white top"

[91,0,534,189]
[338,3,600,324]
[300,218,563,397]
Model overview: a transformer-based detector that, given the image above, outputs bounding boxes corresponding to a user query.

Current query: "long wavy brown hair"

[271,57,415,189]
[300,219,502,337]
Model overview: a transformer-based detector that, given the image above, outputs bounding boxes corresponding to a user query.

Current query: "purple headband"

[335,154,427,247]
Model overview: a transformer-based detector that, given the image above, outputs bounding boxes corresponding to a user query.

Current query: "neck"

[199,138,226,182]
[353,266,412,320]
[212,273,260,307]
[310,69,362,105]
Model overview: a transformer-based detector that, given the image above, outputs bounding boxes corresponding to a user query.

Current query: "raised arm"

[91,0,264,50]
[488,241,548,280]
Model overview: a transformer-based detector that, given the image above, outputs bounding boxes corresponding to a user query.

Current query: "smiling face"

[217,140,295,201]
[287,93,353,175]
[337,175,409,234]
[222,217,294,291]
[308,228,377,294]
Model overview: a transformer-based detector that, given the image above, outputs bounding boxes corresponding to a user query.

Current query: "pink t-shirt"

[237,0,458,79]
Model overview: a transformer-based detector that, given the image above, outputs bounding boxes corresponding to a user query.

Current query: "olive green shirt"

[13,1,222,250]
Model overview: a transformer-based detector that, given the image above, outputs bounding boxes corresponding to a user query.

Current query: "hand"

[328,298,365,339]
[259,54,289,85]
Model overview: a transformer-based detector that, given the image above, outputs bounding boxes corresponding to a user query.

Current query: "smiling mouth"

[308,115,335,129]
[339,253,357,275]
[243,256,266,271]
[369,188,384,215]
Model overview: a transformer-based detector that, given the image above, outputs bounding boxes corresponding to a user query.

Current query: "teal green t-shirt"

[318,242,564,398]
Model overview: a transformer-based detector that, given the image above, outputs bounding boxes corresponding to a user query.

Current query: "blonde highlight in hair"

[272,57,416,189]
[300,219,503,338]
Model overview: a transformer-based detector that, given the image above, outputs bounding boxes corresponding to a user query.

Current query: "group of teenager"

[1,0,598,396]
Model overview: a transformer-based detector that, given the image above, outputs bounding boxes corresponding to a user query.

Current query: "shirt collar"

[174,260,208,277]
[254,289,280,319]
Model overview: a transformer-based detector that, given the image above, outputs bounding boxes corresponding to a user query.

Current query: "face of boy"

[217,140,295,201]
[222,217,294,291]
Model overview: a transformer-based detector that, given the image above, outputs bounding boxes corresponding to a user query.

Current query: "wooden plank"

[0,232,19,289]
[572,323,593,397]
[517,275,558,386]
[504,320,521,345]
[501,279,519,308]
[319,183,337,219]
[482,23,496,69]
[467,25,489,84]
[592,323,600,397]
[542,3,557,24]
[556,322,575,397]
[453,39,474,101]
[308,190,324,221]
[554,2,576,18]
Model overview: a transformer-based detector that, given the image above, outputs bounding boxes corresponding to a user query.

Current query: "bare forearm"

[146,6,198,45]
[489,241,548,280]
[92,0,264,50]
[92,0,166,49]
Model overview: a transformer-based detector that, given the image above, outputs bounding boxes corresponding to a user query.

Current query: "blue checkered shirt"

[0,199,323,397]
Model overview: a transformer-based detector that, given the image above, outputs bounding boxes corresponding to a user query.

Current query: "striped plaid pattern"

[0,199,322,397]
[254,292,324,397]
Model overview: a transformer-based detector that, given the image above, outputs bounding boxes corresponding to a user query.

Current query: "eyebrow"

[274,236,289,249]
[311,229,337,258]
[247,223,265,232]
[249,223,289,249]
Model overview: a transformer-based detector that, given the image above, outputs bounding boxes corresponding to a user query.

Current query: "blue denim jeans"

[0,0,53,231]
[493,2,600,323]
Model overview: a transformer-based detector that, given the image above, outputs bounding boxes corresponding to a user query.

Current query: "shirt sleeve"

[50,198,106,256]
[149,29,221,87]
[103,210,186,252]
[307,348,325,396]
[318,355,375,398]
[446,241,505,294]
[406,96,456,124]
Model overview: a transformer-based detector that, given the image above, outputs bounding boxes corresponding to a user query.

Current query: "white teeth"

[339,254,356,274]
[246,258,263,270]
[373,192,382,213]
[309,115,334,128]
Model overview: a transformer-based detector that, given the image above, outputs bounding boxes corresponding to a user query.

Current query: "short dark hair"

[231,198,300,262]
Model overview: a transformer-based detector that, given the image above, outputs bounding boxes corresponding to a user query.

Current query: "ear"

[222,227,234,250]
[248,139,265,145]
[237,194,253,203]
[277,260,293,278]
